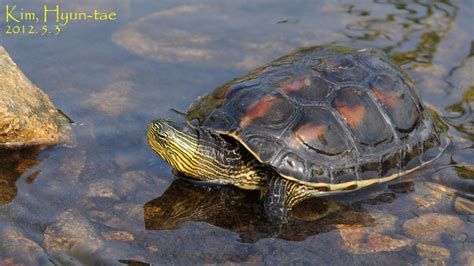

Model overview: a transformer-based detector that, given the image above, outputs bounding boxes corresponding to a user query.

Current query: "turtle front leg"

[264,177,320,222]
[263,177,289,222]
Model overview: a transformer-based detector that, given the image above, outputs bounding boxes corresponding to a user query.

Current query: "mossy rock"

[0,46,72,148]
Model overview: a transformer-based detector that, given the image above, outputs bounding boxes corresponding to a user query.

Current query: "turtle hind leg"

[264,177,322,222]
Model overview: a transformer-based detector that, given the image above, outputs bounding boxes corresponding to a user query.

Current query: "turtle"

[147,45,448,220]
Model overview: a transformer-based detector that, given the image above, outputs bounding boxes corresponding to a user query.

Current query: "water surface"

[0,0,472,264]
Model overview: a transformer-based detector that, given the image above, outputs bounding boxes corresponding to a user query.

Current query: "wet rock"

[337,226,412,254]
[0,229,47,265]
[102,231,135,242]
[43,209,103,256]
[403,213,465,243]
[0,46,72,148]
[415,243,450,265]
[454,197,474,215]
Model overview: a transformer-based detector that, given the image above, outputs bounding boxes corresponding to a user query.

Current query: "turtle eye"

[154,130,168,140]
[157,132,168,139]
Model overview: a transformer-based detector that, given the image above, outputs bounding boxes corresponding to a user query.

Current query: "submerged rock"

[454,197,474,215]
[415,243,450,264]
[403,213,465,243]
[0,228,48,265]
[102,231,135,242]
[84,80,135,116]
[112,4,340,70]
[0,46,72,148]
[457,251,474,265]
[43,209,103,256]
[337,226,412,254]
[86,179,120,200]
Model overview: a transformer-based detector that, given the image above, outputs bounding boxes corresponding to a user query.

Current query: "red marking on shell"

[297,124,325,142]
[239,94,276,127]
[289,124,325,148]
[337,105,366,128]
[372,88,398,107]
[281,75,311,94]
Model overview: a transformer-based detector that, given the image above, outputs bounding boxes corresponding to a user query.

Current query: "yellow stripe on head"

[147,119,199,175]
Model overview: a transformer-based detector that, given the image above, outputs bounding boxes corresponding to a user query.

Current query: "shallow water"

[0,0,473,264]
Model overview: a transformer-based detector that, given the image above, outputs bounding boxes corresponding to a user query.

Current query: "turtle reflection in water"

[147,45,449,221]
[144,179,375,242]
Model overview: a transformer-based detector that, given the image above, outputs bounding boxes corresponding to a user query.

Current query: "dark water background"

[0,0,472,264]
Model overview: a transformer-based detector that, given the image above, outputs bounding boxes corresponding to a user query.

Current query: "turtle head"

[147,118,199,173]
